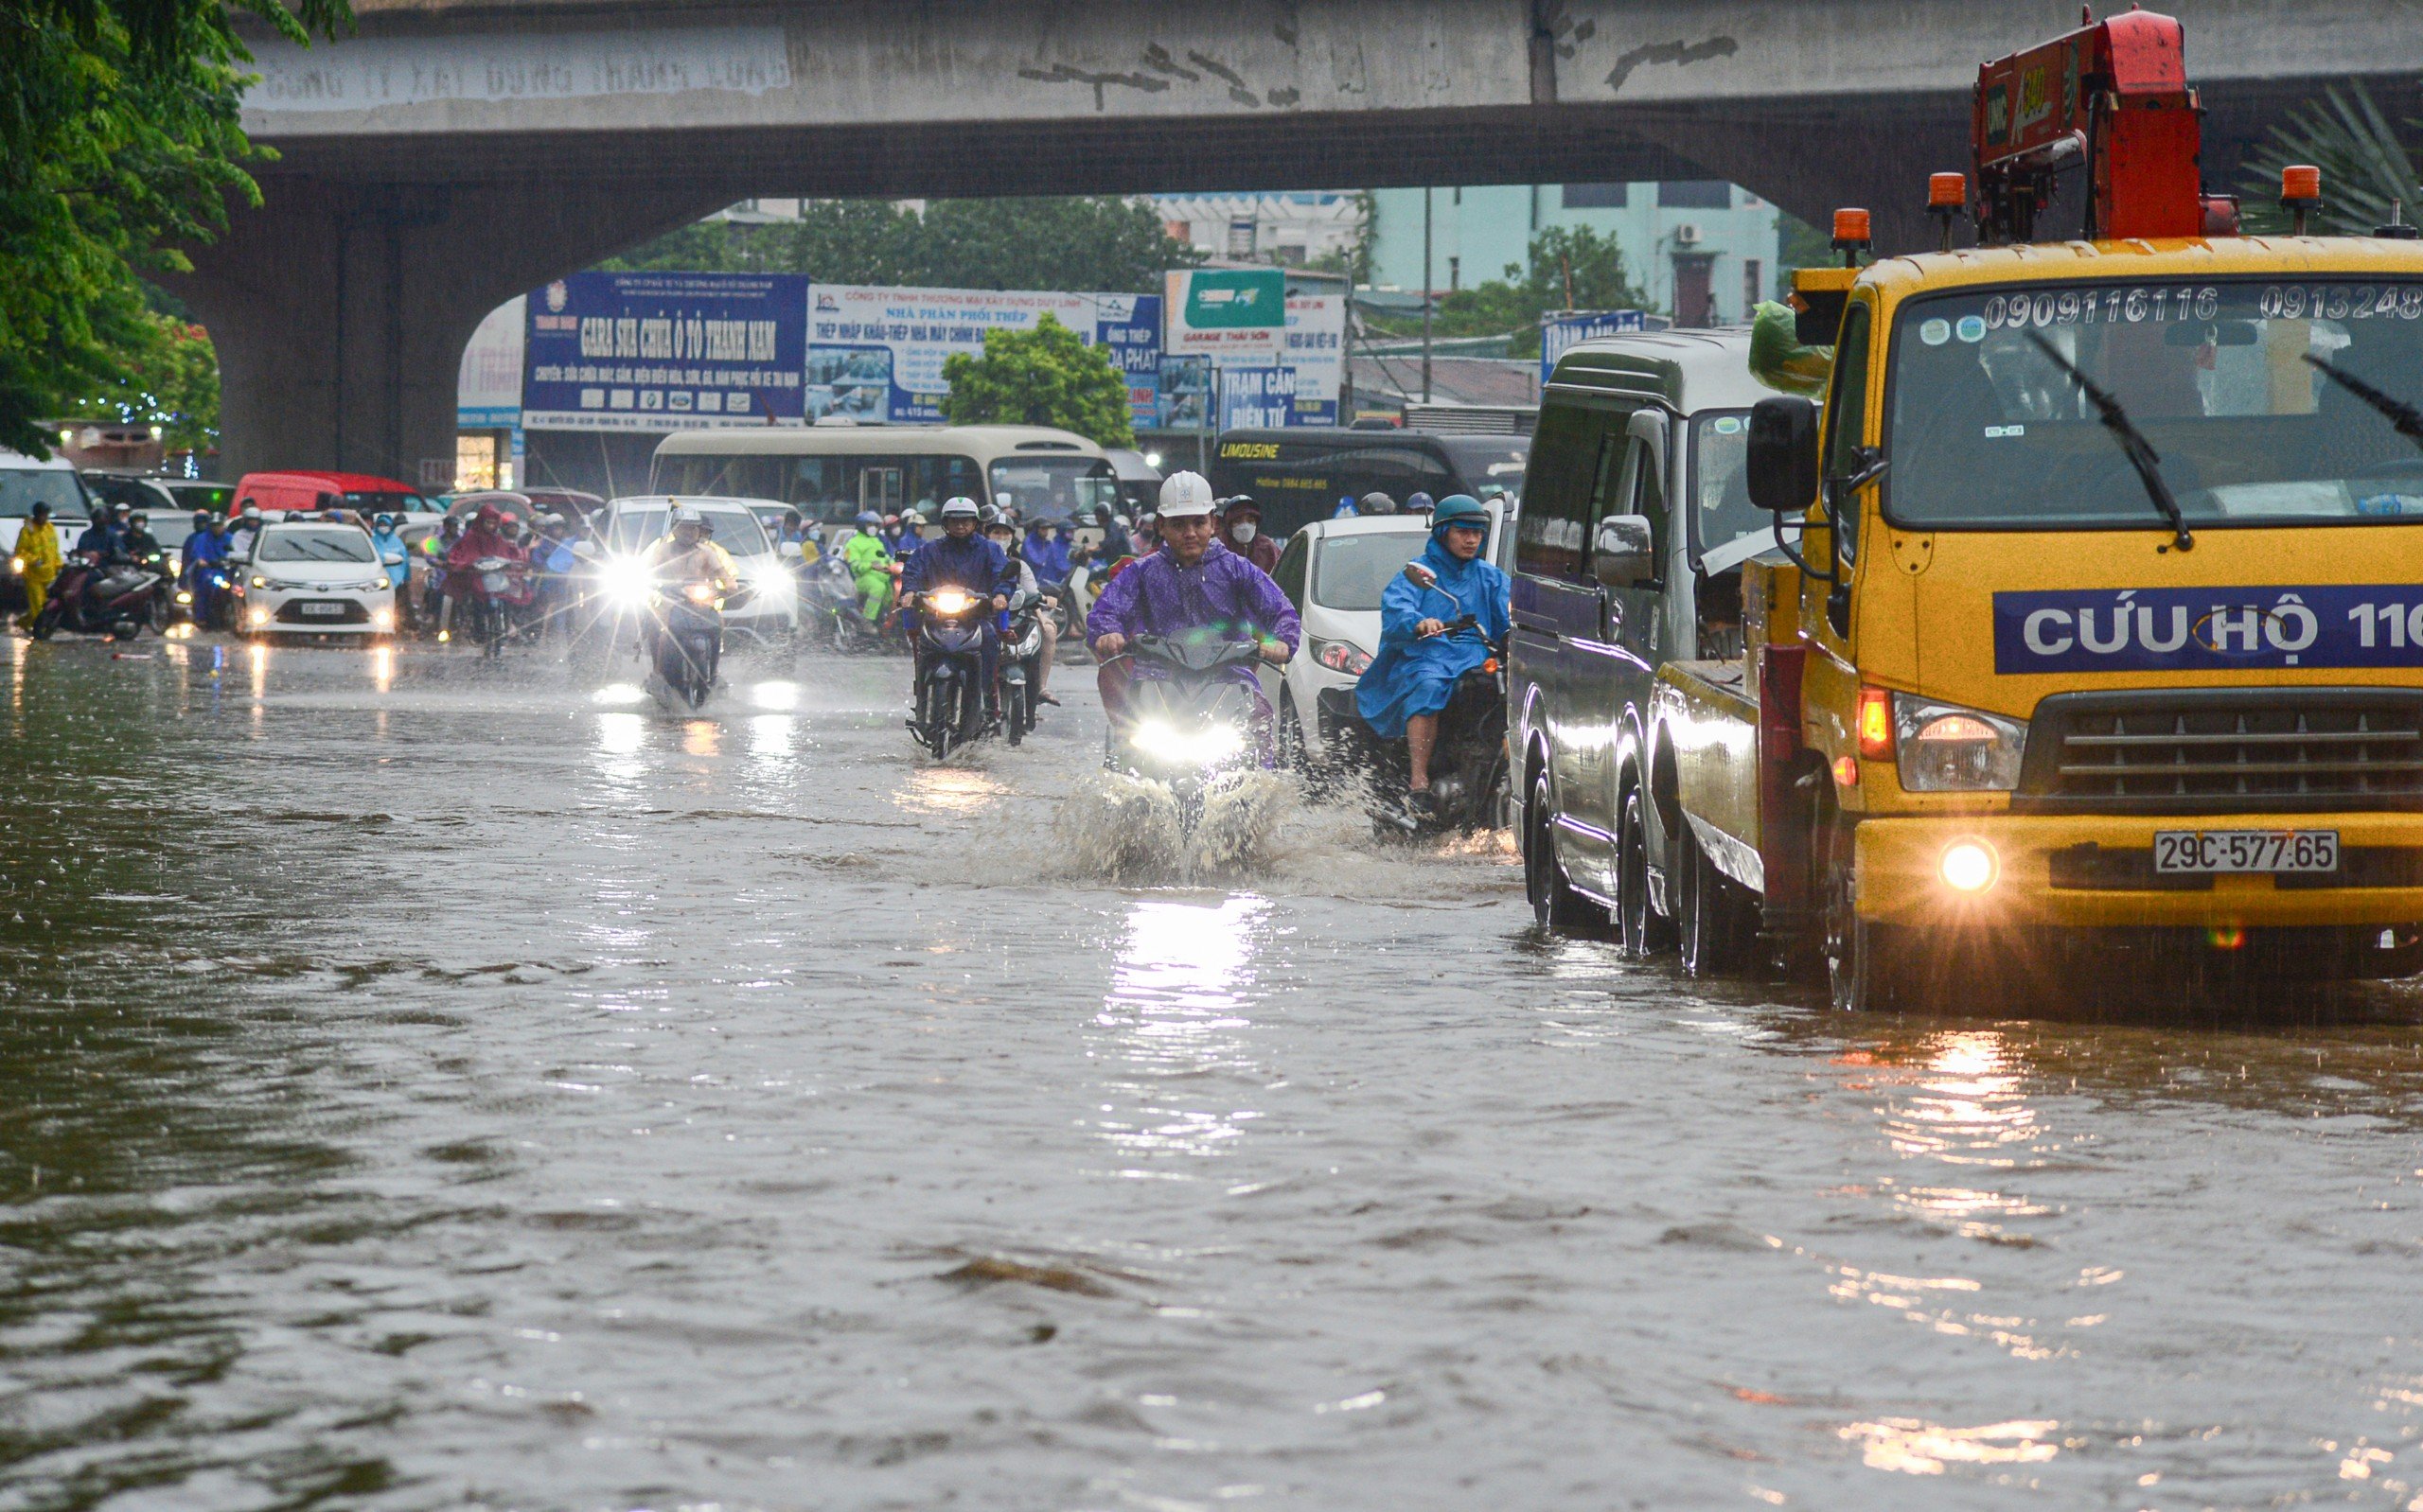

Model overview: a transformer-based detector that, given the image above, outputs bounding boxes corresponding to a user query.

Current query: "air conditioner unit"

[1673,222,1704,247]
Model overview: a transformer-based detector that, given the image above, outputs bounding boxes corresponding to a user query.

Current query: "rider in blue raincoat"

[1355,495,1509,812]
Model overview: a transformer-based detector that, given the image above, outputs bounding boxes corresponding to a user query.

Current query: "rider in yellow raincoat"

[13,502,62,630]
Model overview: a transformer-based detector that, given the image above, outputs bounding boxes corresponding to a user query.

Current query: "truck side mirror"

[1746,396,1820,515]
[1590,514,1656,588]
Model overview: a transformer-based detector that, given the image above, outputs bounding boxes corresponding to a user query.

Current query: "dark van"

[1507,330,1798,945]
[1207,429,1529,539]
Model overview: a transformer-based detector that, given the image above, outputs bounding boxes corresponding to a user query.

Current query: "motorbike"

[1105,633,1268,845]
[32,551,170,640]
[1340,613,1511,838]
[647,576,752,713]
[997,588,1055,747]
[174,558,235,630]
[455,556,528,658]
[802,560,890,655]
[907,586,996,760]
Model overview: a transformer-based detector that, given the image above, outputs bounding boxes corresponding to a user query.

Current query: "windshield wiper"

[2304,353,2423,452]
[2025,332,2193,551]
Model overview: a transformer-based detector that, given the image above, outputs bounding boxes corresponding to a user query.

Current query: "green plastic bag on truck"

[1749,301,1833,396]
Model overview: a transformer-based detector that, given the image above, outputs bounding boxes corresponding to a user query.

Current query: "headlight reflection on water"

[1092,897,1271,1171]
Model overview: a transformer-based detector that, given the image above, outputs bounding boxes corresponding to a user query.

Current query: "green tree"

[603,196,1201,292]
[54,305,219,453]
[1363,224,1651,355]
[1,0,351,456]
[2239,81,2423,235]
[941,313,1133,447]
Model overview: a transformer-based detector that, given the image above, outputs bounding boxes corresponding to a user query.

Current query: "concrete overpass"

[175,0,2423,482]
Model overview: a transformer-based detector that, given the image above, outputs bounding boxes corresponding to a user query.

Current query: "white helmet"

[1157,471,1216,519]
[939,495,981,519]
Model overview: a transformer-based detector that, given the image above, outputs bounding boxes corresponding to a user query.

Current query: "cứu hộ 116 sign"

[522,271,806,431]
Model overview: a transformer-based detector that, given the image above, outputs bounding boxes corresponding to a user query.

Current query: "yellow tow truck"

[1651,9,2423,1005]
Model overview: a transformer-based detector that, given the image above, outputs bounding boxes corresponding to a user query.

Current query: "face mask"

[1231,522,1258,543]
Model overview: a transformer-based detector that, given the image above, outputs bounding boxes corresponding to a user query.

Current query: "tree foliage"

[2238,81,2423,235]
[940,313,1133,448]
[1,0,351,456]
[605,197,1202,293]
[1363,224,1651,354]
[54,304,219,452]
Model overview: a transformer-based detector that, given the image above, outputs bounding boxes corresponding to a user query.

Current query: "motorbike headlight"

[683,583,718,606]
[1132,718,1245,767]
[926,589,976,617]
[250,574,268,589]
[1894,694,2028,792]
[8,555,22,575]
[601,556,652,608]
[1311,637,1372,676]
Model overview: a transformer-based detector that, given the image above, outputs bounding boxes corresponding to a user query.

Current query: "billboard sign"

[808,285,1094,425]
[1216,366,1298,431]
[1089,293,1163,433]
[1165,268,1285,361]
[1281,294,1345,428]
[1539,308,1648,385]
[457,295,525,428]
[522,271,805,431]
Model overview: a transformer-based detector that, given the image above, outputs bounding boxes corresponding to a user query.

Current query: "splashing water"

[1054,768,1294,885]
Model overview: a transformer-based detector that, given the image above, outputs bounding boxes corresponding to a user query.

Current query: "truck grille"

[2014,689,2423,815]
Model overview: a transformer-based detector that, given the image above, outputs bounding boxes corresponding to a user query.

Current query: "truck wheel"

[1618,786,1676,960]
[1526,771,1605,936]
[1823,859,1908,1011]
[1678,820,1752,978]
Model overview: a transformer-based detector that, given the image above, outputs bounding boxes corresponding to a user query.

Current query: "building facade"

[1152,193,1365,266]
[1368,183,1782,326]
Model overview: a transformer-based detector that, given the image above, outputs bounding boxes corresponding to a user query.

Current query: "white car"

[1,449,94,610]
[1260,504,1507,766]
[229,519,398,638]
[580,495,797,646]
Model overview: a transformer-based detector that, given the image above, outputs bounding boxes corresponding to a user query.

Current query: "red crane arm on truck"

[1972,9,2203,244]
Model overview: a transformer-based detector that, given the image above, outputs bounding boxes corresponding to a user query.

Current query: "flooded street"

[3,632,2422,1511]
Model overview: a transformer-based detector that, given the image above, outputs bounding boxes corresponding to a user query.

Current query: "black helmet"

[1356,491,1397,516]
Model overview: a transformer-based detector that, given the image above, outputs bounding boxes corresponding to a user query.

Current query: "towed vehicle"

[1108,634,1268,845]
[1602,10,2423,1004]
[32,551,170,639]
[906,586,994,759]
[1339,607,1511,837]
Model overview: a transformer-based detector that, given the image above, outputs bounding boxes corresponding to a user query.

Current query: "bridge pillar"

[171,178,724,485]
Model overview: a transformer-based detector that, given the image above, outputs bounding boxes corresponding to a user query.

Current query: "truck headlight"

[1894,694,2027,792]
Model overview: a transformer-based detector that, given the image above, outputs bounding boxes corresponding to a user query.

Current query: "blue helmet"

[855,510,881,527]
[1430,493,1488,532]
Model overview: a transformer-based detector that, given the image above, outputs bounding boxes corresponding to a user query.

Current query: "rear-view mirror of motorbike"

[1746,396,1820,515]
[1590,514,1656,588]
[1404,561,1439,589]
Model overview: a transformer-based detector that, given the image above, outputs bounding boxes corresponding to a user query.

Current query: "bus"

[650,425,1119,525]
[1206,429,1530,539]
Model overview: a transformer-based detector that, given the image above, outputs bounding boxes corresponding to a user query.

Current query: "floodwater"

[2,631,2421,1512]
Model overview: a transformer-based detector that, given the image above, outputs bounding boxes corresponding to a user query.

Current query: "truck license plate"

[2152,830,2339,874]
[299,602,345,618]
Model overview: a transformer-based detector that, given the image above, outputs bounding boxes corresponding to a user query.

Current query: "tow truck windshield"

[1884,277,2423,531]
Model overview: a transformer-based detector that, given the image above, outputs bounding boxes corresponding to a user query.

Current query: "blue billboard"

[1539,309,1648,385]
[522,272,807,431]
